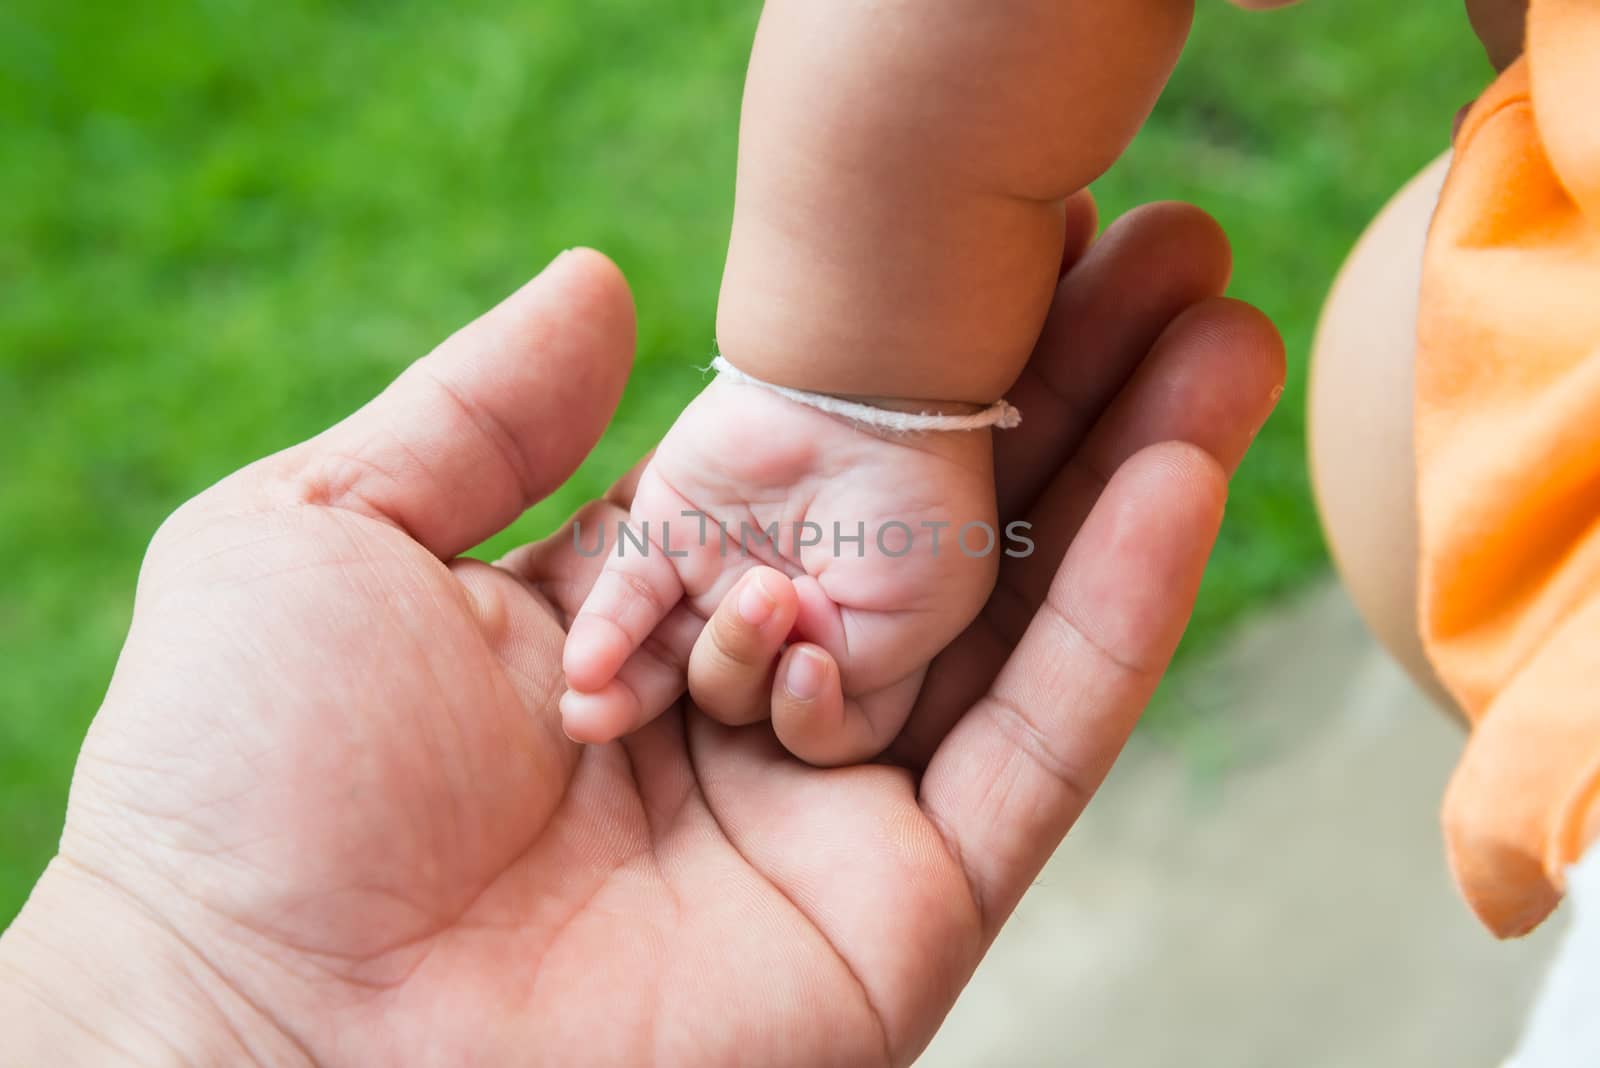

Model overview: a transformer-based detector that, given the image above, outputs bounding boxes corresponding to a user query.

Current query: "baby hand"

[560,374,1007,764]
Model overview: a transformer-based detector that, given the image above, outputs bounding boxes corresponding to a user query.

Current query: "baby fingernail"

[738,577,776,626]
[785,649,827,701]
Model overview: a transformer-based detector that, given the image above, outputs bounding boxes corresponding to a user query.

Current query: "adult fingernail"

[1251,384,1285,441]
[737,574,776,626]
[785,649,827,701]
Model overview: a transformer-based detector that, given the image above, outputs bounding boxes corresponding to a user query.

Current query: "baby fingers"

[563,535,686,694]
[687,568,799,726]
[772,650,924,768]
[561,602,704,744]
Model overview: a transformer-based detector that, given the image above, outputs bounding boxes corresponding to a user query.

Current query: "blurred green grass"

[0,0,1487,922]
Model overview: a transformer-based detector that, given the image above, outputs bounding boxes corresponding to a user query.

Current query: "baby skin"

[562,0,1191,764]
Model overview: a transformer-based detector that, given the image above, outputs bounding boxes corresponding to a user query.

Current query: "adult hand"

[0,203,1282,1066]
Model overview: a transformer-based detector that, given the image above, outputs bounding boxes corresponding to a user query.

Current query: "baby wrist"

[709,356,1021,433]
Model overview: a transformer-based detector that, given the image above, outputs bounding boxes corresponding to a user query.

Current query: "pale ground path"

[921,580,1564,1067]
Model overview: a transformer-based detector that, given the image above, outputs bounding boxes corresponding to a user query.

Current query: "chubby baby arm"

[563,0,1192,758]
[718,0,1192,403]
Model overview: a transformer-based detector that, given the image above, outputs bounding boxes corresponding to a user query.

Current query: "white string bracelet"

[709,356,1021,433]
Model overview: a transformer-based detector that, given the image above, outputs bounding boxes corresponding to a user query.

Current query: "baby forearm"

[718,0,1191,403]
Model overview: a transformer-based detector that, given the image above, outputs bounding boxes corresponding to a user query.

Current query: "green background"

[0,0,1487,924]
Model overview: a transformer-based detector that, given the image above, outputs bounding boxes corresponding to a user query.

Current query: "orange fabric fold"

[1418,0,1600,937]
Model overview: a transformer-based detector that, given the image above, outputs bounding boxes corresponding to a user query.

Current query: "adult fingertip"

[1112,202,1233,293]
[551,247,633,332]
[1210,296,1287,387]
[545,247,637,398]
[1170,296,1288,462]
[1142,441,1230,513]
[494,245,636,502]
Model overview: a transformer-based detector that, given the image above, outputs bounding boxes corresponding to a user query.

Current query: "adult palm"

[5,205,1282,1066]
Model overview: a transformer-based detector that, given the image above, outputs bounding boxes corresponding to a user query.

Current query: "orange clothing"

[1418,0,1600,937]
